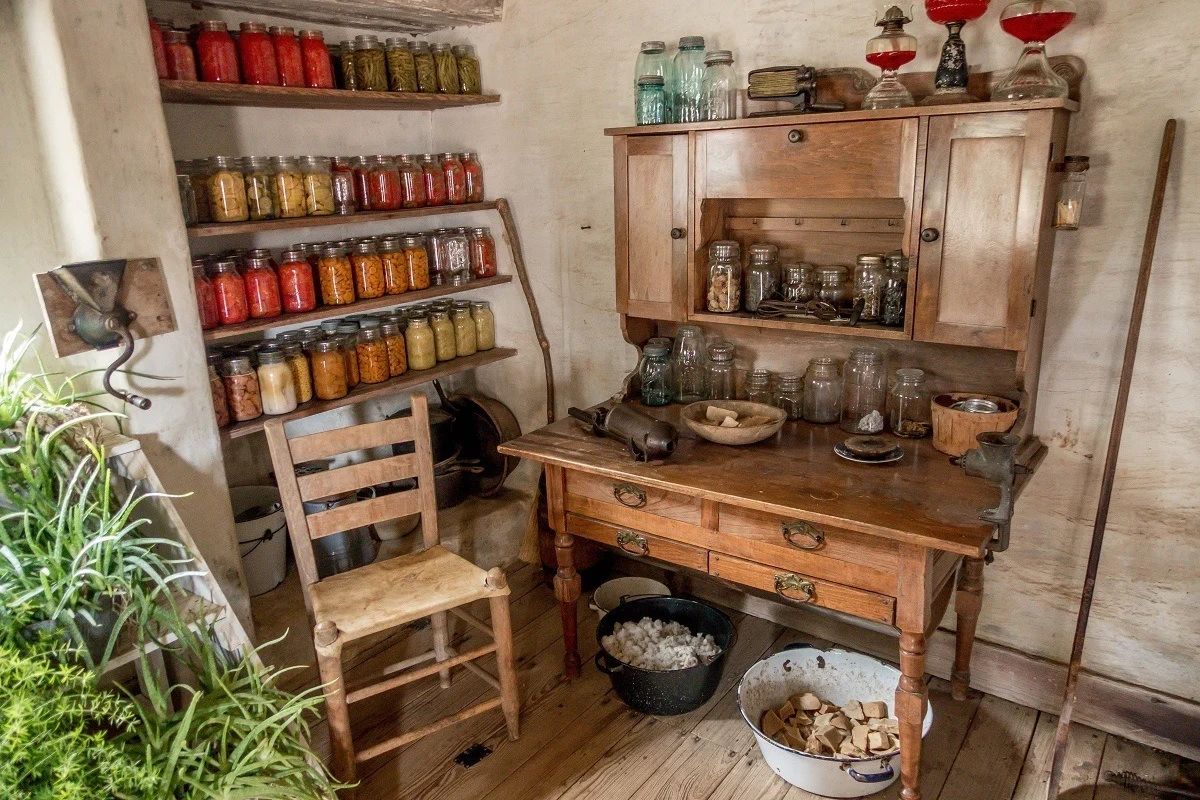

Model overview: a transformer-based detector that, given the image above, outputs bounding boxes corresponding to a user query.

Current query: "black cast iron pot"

[595,596,737,716]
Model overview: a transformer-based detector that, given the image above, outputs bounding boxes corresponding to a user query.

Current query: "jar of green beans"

[353,34,388,91]
[385,38,418,92]
[412,41,438,92]
[431,43,459,93]
[453,44,482,94]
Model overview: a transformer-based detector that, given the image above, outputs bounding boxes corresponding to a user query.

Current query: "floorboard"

[936,694,1040,800]
[1011,714,1106,800]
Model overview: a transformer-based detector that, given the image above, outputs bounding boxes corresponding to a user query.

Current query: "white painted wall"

[425,0,1199,703]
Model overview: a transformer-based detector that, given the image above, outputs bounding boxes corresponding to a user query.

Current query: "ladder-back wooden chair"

[264,393,519,793]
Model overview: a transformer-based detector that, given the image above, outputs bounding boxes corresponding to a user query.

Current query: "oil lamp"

[992,0,1076,100]
[922,0,990,104]
[862,5,918,110]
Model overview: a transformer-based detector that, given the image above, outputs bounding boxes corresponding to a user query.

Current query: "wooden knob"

[788,129,805,143]
[921,227,940,243]
[314,620,341,647]
[670,227,686,240]
[485,567,508,590]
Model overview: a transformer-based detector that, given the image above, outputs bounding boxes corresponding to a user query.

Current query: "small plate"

[834,441,903,464]
[842,435,898,459]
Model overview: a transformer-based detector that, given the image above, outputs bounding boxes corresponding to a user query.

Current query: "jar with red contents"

[351,156,372,211]
[419,154,448,206]
[277,249,317,313]
[395,155,426,208]
[162,29,196,82]
[243,254,283,319]
[468,228,498,278]
[196,20,240,83]
[149,17,169,79]
[193,261,219,329]
[458,152,485,203]
[439,153,468,204]
[239,22,280,86]
[299,30,335,89]
[270,26,304,87]
[368,156,403,211]
[209,258,249,325]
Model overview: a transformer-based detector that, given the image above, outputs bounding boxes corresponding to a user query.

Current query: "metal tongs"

[756,297,864,327]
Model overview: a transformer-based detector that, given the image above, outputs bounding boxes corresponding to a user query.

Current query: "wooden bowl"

[682,401,787,446]
[931,393,1019,457]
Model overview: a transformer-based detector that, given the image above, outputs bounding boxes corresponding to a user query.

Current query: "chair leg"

[488,574,521,741]
[314,621,357,797]
[430,611,453,688]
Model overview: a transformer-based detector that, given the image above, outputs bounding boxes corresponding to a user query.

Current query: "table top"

[500,403,1003,557]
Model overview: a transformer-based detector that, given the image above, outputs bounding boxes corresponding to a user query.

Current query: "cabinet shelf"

[160,80,500,111]
[689,311,910,341]
[202,275,512,343]
[188,201,499,239]
[220,347,517,440]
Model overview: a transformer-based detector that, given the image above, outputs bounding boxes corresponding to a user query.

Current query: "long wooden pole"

[1045,119,1176,799]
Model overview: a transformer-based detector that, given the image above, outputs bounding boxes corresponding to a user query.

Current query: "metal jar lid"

[709,240,740,260]
[707,340,735,362]
[857,253,886,267]
[679,35,705,49]
[951,398,1001,414]
[640,41,666,52]
[643,340,670,358]
[705,50,734,65]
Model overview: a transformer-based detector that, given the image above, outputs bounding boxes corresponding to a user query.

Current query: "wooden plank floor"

[253,563,1199,800]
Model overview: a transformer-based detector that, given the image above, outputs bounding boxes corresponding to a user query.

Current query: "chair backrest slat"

[288,416,416,464]
[297,453,419,502]
[306,487,421,539]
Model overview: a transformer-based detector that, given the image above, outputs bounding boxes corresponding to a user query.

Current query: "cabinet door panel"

[915,112,1050,350]
[614,134,689,321]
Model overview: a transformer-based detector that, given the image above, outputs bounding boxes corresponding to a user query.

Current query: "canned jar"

[355,327,390,384]
[706,240,742,313]
[299,29,335,89]
[222,356,263,422]
[310,339,348,400]
[639,339,673,406]
[817,265,852,314]
[451,301,478,356]
[149,16,169,79]
[277,249,317,313]
[458,152,485,203]
[802,357,841,424]
[888,367,931,438]
[471,301,495,351]
[330,156,356,215]
[840,347,886,434]
[775,373,803,420]
[635,76,667,126]
[469,227,498,278]
[337,41,358,90]
[853,254,886,322]
[239,22,280,85]
[243,255,282,319]
[420,154,448,206]
[353,35,388,91]
[242,156,276,221]
[368,156,403,211]
[397,155,427,208]
[431,43,460,93]
[403,235,431,289]
[782,262,817,303]
[208,361,230,427]
[271,156,307,218]
[430,310,457,361]
[299,155,335,216]
[707,340,735,401]
[377,237,409,295]
[454,44,482,94]
[381,321,408,376]
[209,258,249,325]
[165,29,198,81]
[318,246,356,305]
[881,253,908,327]
[337,329,361,388]
[193,263,219,330]
[257,347,297,415]
[440,153,468,204]
[185,160,212,224]
[386,38,418,92]
[270,26,304,87]
[177,173,198,226]
[351,156,372,211]
[413,42,438,92]
[350,241,386,299]
[207,156,249,223]
[745,369,773,405]
[196,21,239,83]
[744,242,780,313]
[406,315,437,370]
[282,343,313,404]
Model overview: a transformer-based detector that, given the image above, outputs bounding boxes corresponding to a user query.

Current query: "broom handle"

[1046,119,1177,799]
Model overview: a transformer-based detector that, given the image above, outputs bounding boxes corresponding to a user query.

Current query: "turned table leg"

[554,530,582,678]
[952,556,985,701]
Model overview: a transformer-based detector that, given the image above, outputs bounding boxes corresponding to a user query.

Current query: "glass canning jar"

[707,340,736,401]
[671,36,706,123]
[165,29,197,81]
[775,372,803,420]
[282,342,313,404]
[377,237,409,295]
[299,29,335,89]
[706,240,742,313]
[634,41,672,119]
[440,153,468,204]
[193,263,219,330]
[413,42,438,92]
[329,156,356,216]
[853,254,887,322]
[310,339,347,400]
[350,156,371,210]
[703,50,736,121]
[149,16,169,79]
[336,41,357,89]
[256,347,297,415]
[300,155,335,216]
[744,243,780,313]
[431,43,459,93]
[471,301,495,351]
[397,155,427,207]
[271,156,307,218]
[336,328,361,388]
[672,324,709,402]
[406,314,437,370]
[270,26,304,87]
[207,156,249,223]
[208,359,229,427]
[420,154,449,206]
[241,156,275,220]
[402,235,431,289]
[1054,156,1089,229]
[355,327,390,384]
[318,245,356,305]
[368,155,403,211]
[353,34,388,91]
[802,357,841,424]
[451,301,478,356]
[881,253,909,327]
[840,347,887,434]
[636,75,667,126]
[185,159,212,224]
[350,241,385,299]
[468,227,498,278]
[386,38,418,92]
[380,321,407,376]
[888,368,932,438]
[453,44,482,94]
[177,173,198,226]
[242,254,282,319]
[782,262,817,303]
[639,338,673,406]
[277,249,316,313]
[222,356,263,422]
[239,22,280,85]
[458,152,484,203]
[196,20,239,83]
[745,369,773,405]
[430,310,457,361]
[817,265,852,314]
[209,258,249,325]
[442,228,471,283]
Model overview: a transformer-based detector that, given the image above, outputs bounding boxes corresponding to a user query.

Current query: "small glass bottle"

[639,338,673,406]
[881,253,909,327]
[840,347,887,434]
[406,314,438,370]
[775,373,804,420]
[1054,156,1089,229]
[634,41,672,120]
[635,76,667,125]
[257,347,298,415]
[670,36,707,123]
[707,340,736,401]
[888,368,932,438]
[471,301,496,351]
[745,369,773,405]
[802,357,842,424]
[702,50,736,121]
[672,325,709,403]
[744,243,780,313]
[854,254,887,322]
[706,240,742,313]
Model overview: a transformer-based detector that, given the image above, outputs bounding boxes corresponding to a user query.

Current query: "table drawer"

[702,120,910,199]
[710,553,895,625]
[567,513,709,572]
[565,471,702,525]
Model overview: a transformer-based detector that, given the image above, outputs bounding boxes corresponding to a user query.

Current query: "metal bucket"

[230,485,288,596]
[301,489,379,579]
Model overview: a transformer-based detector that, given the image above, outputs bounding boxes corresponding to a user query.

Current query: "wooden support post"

[314,621,356,797]
[952,556,985,701]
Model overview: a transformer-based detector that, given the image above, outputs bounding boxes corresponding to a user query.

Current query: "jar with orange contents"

[377,237,409,295]
[209,258,249,325]
[193,262,219,330]
[458,152,485,203]
[350,241,386,299]
[318,245,356,305]
[368,156,403,211]
[242,254,282,319]
[221,356,263,422]
[419,154,448,206]
[309,339,347,400]
[439,153,468,204]
[401,234,431,290]
[468,227,498,278]
[396,155,426,208]
[355,327,390,384]
[381,320,407,376]
[277,249,317,313]
[208,355,230,427]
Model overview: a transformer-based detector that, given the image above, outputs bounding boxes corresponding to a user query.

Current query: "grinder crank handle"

[102,323,151,410]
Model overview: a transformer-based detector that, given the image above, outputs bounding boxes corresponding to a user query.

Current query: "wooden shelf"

[221,347,517,440]
[188,201,499,239]
[202,275,512,343]
[161,80,500,111]
[689,311,911,341]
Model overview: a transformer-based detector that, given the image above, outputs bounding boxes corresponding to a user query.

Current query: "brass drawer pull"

[616,529,649,557]
[788,129,805,144]
[613,482,647,508]
[782,520,825,550]
[774,573,815,603]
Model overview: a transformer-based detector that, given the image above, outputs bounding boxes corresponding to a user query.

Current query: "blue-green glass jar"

[670,35,706,123]
[635,75,666,125]
[634,40,672,120]
[639,338,673,406]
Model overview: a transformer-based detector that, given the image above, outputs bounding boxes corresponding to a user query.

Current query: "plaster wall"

[428,0,1199,704]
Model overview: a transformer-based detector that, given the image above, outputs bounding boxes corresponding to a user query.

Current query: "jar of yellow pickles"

[429,309,457,361]
[470,300,495,351]
[299,155,335,216]
[207,156,249,222]
[242,156,275,220]
[282,342,313,404]
[451,301,477,356]
[405,314,437,370]
[271,155,307,218]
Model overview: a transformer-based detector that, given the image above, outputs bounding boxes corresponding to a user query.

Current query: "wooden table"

[499,404,1023,800]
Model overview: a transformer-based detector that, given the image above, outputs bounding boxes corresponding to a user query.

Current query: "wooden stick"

[1046,119,1177,800]
[354,697,504,762]
[495,198,556,422]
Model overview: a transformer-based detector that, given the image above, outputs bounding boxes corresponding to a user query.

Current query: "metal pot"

[595,596,736,716]
[433,448,484,509]
[389,403,458,463]
[436,382,522,497]
[301,489,379,578]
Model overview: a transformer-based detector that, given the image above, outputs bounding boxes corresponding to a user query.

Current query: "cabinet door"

[614,134,689,321]
[914,112,1053,350]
